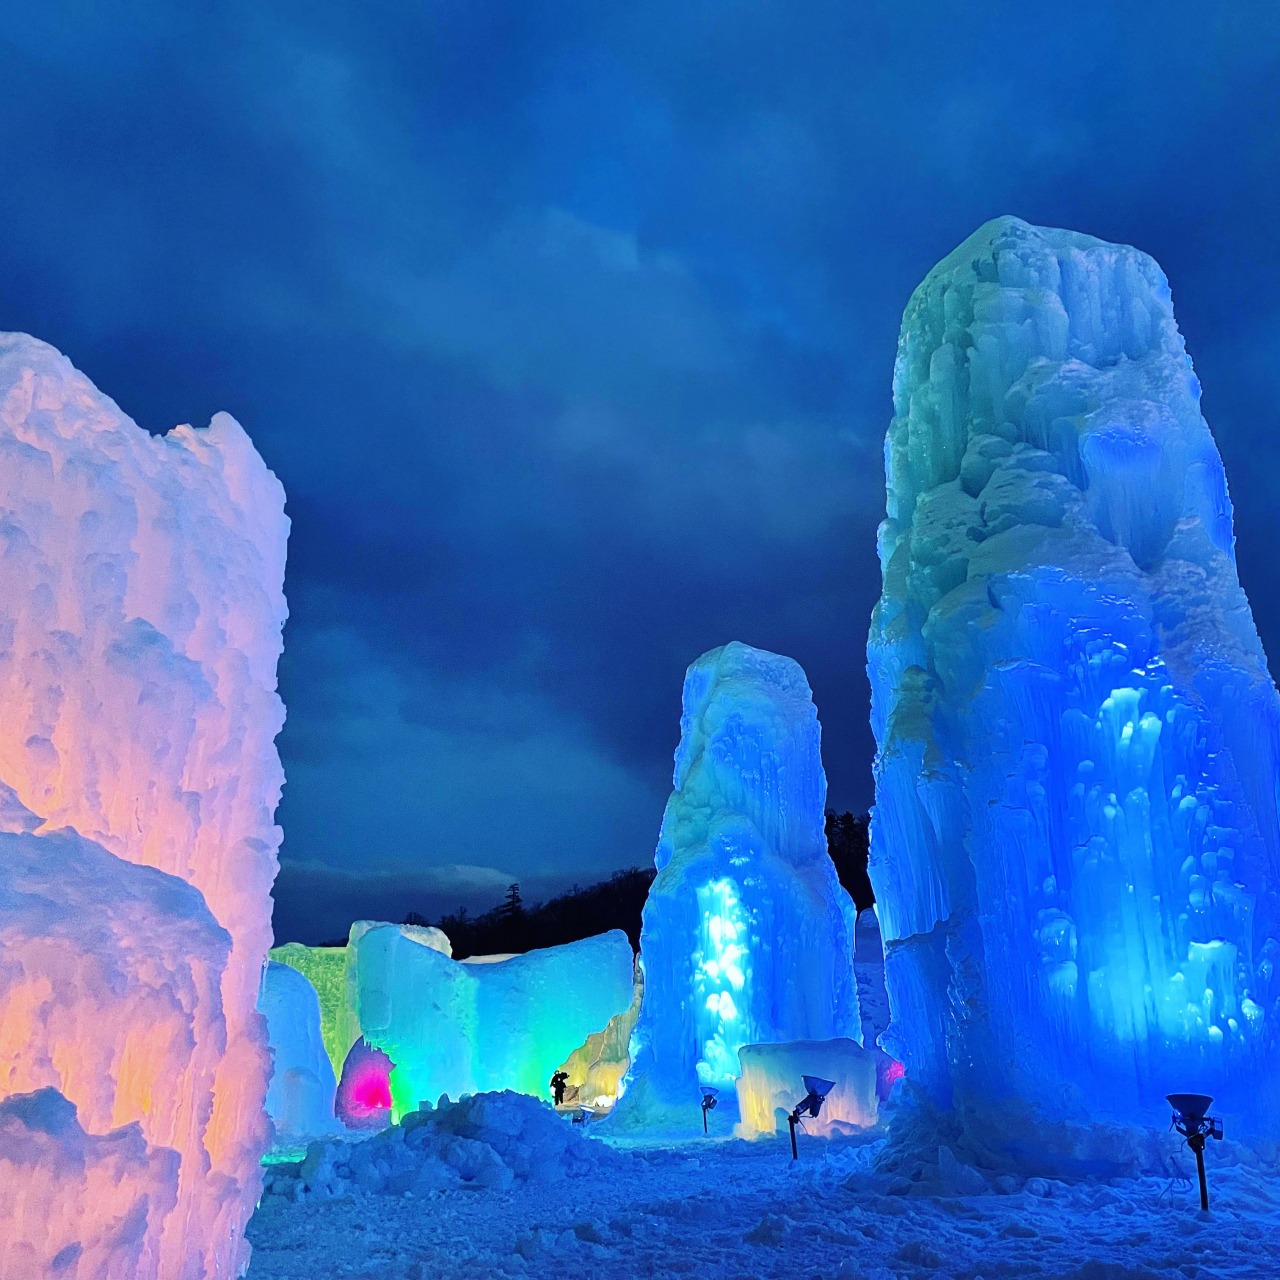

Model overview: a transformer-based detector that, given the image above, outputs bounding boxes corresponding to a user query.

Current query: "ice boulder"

[356,927,635,1118]
[616,643,861,1131]
[0,333,288,1275]
[868,217,1280,1130]
[259,962,341,1149]
[735,1038,879,1138]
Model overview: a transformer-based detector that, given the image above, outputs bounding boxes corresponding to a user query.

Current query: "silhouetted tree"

[402,910,429,927]
[825,810,875,913]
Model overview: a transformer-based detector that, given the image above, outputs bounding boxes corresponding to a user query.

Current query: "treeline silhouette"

[391,811,873,959]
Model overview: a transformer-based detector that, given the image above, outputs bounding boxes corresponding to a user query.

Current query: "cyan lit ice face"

[694,877,753,1086]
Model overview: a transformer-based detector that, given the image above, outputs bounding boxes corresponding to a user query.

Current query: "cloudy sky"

[2,3,1277,941]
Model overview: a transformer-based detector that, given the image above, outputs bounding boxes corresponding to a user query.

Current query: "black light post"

[1167,1093,1223,1211]
[700,1086,719,1134]
[788,1076,835,1160]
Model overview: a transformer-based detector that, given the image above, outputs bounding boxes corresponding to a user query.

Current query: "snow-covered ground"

[247,1101,1280,1280]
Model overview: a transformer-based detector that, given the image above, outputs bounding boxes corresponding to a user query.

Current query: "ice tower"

[868,218,1280,1130]
[0,334,288,1275]
[617,642,860,1130]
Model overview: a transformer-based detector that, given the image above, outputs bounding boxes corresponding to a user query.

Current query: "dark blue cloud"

[0,2,1276,942]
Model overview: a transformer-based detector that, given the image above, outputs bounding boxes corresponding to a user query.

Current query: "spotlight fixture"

[1167,1092,1223,1211]
[788,1075,835,1160]
[700,1086,719,1134]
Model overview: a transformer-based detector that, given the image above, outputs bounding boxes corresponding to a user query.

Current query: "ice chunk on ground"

[356,928,635,1117]
[736,1038,879,1138]
[615,642,860,1131]
[259,962,341,1149]
[0,333,288,1275]
[868,217,1280,1131]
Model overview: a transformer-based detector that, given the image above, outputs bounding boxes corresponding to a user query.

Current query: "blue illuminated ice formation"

[868,217,1280,1131]
[259,962,341,1147]
[616,642,861,1130]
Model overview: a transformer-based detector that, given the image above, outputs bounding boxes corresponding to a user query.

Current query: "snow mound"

[265,1091,629,1201]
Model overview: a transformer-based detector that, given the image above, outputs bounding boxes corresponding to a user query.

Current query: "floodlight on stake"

[1167,1093,1223,1211]
[700,1086,719,1134]
[788,1076,835,1160]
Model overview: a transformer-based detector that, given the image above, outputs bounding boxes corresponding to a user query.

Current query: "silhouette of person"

[550,1070,569,1106]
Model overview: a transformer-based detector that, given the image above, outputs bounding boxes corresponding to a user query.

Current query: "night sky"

[2,5,1277,942]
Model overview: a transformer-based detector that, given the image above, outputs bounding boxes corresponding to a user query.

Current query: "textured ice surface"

[868,218,1280,1129]
[270,941,362,1086]
[259,963,340,1148]
[356,927,634,1118]
[0,1088,180,1278]
[0,333,288,1274]
[616,642,860,1131]
[556,965,642,1110]
[735,1038,878,1138]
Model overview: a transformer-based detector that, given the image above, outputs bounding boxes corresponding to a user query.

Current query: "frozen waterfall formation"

[868,217,1280,1130]
[619,642,861,1129]
[0,335,288,1276]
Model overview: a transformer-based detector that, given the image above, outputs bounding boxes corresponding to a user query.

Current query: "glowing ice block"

[0,333,288,1274]
[269,941,361,1085]
[355,927,634,1118]
[616,642,861,1131]
[259,962,340,1148]
[868,218,1280,1130]
[735,1038,878,1138]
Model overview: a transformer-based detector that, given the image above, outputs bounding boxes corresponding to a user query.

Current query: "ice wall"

[259,963,340,1148]
[270,941,361,1085]
[356,927,635,1118]
[868,218,1280,1129]
[617,642,860,1130]
[556,965,642,1110]
[0,334,288,1274]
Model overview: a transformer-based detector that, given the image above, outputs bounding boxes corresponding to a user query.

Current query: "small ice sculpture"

[868,218,1280,1130]
[735,1038,878,1138]
[355,927,635,1118]
[615,642,860,1130]
[335,1039,396,1130]
[259,962,341,1148]
[0,333,287,1275]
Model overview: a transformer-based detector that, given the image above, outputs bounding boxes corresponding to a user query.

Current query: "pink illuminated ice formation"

[0,334,288,1277]
[336,1039,396,1129]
